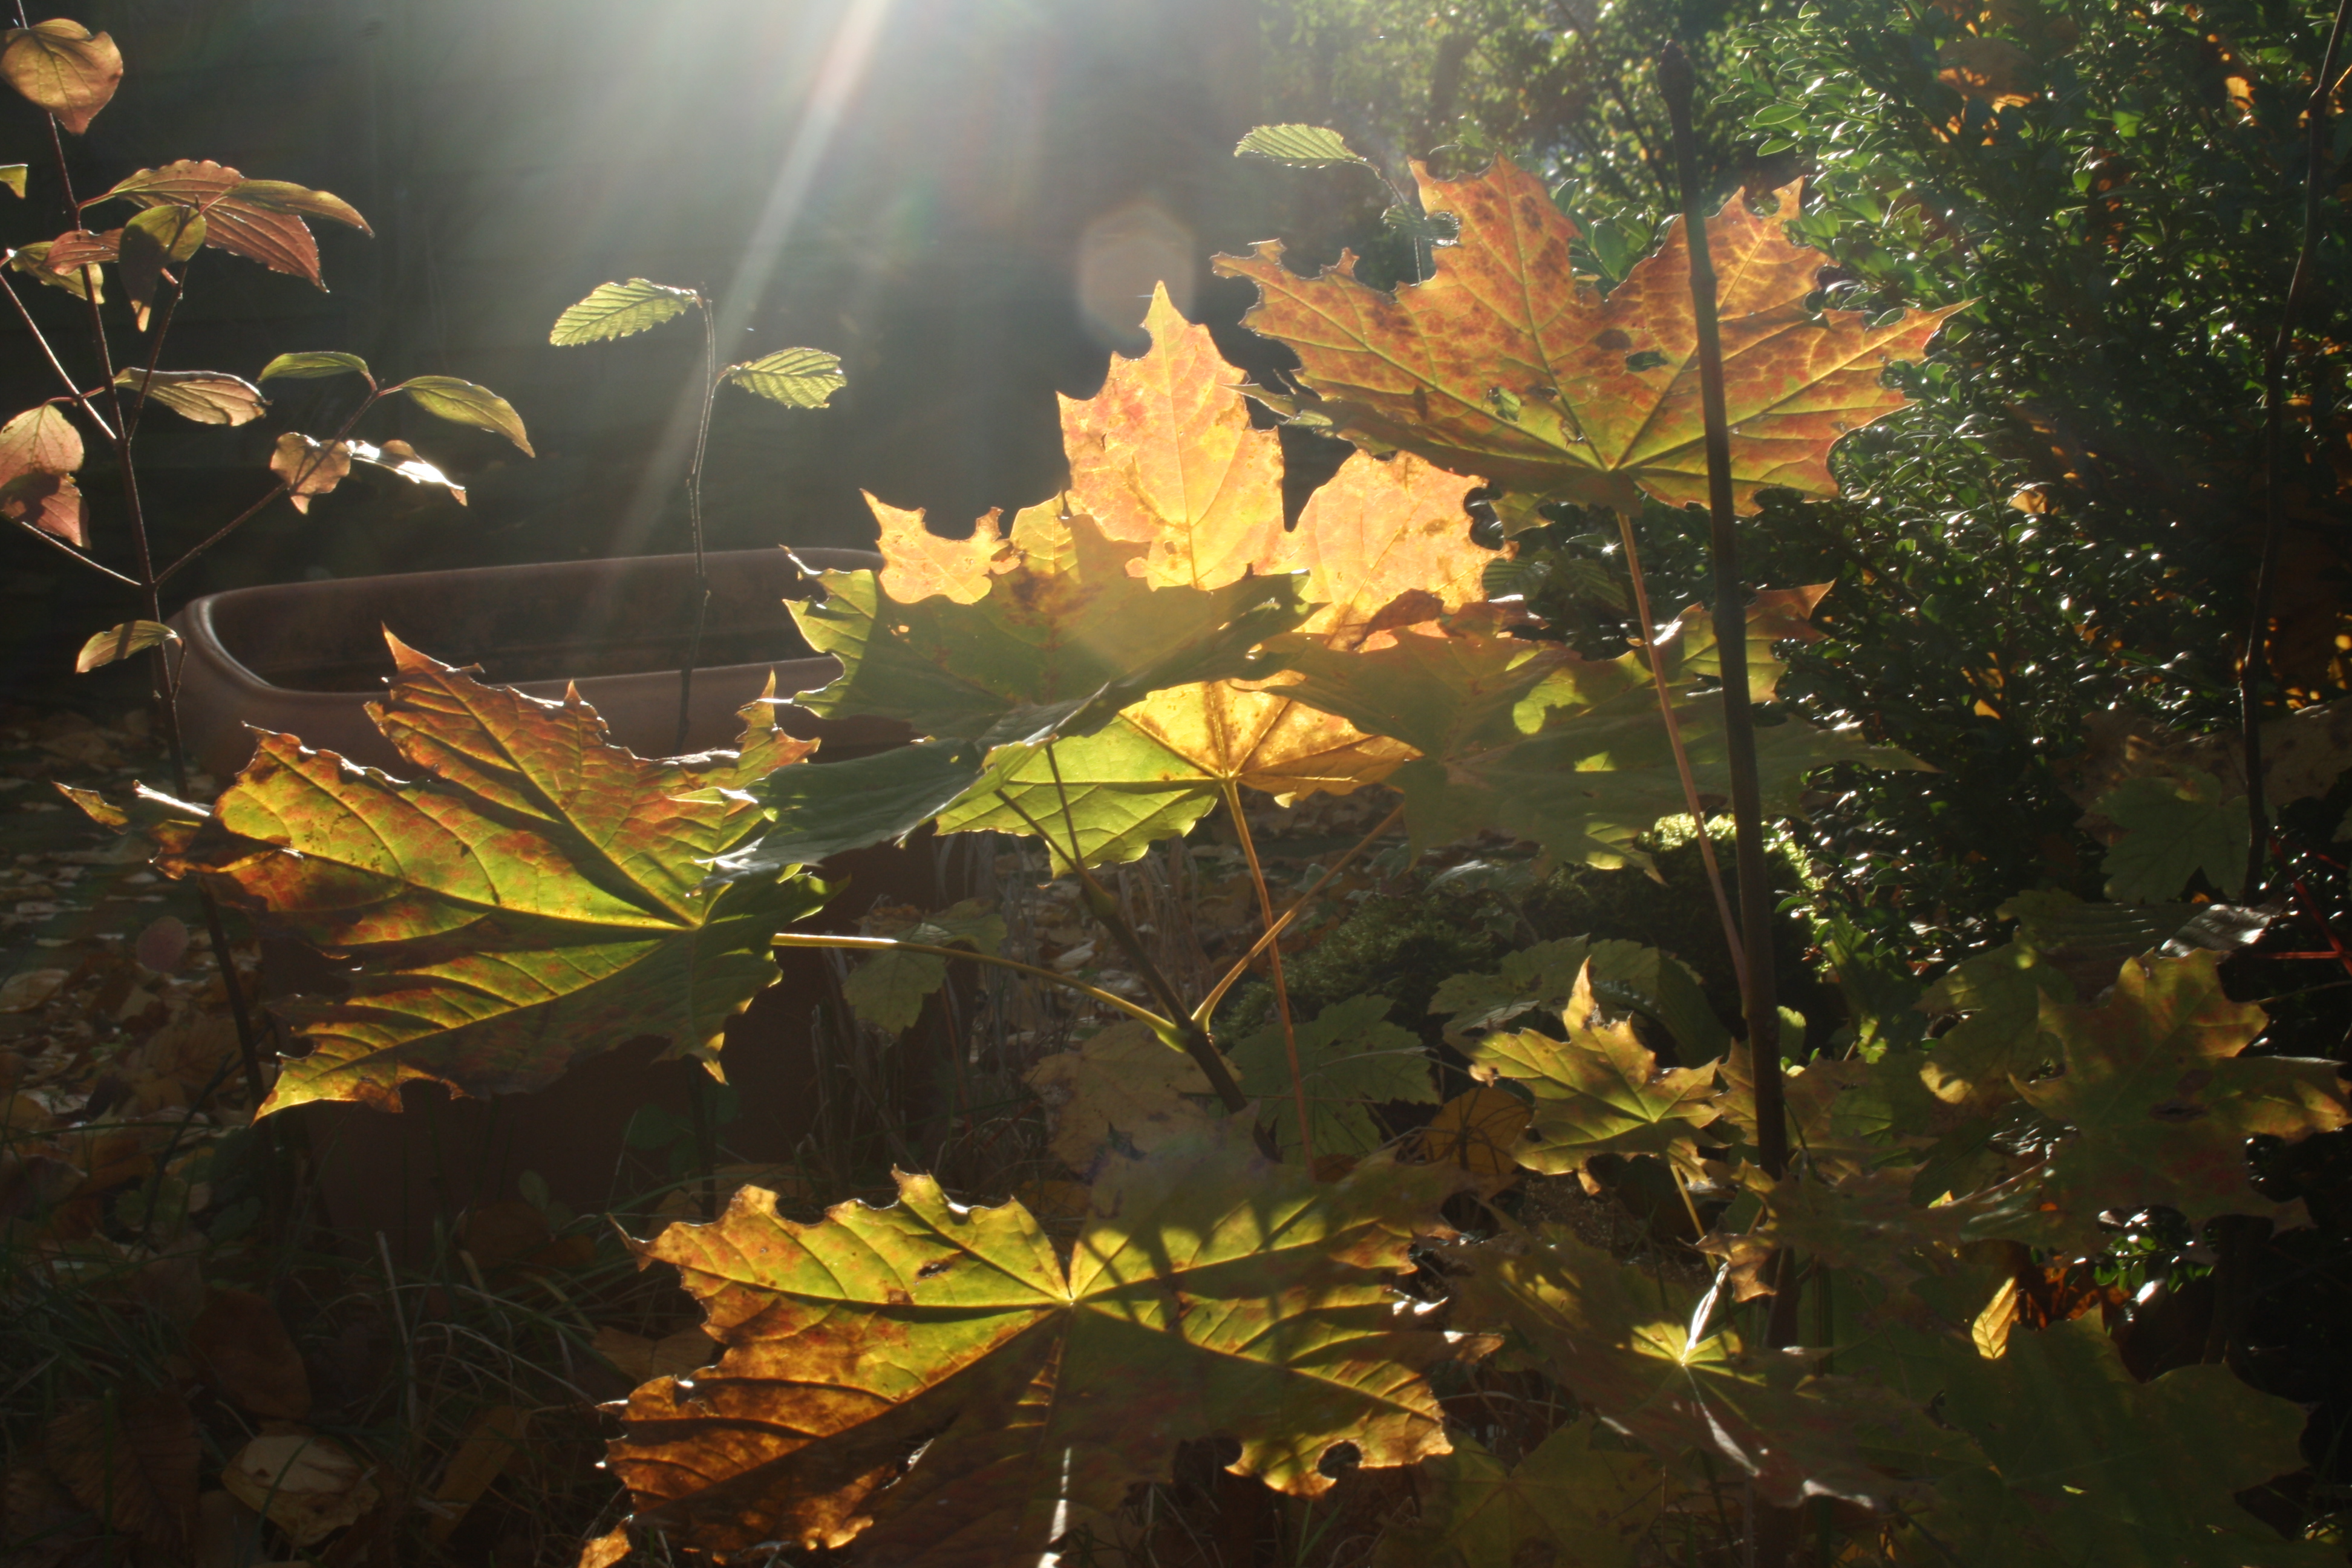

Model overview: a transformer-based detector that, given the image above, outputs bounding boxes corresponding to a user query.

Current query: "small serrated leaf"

[75,620,177,673]
[257,351,370,383]
[393,375,534,456]
[1,163,26,198]
[722,347,847,407]
[1236,123,1371,168]
[549,278,697,345]
[8,240,101,301]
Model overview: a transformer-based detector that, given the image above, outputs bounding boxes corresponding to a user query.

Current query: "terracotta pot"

[168,546,886,777]
[165,547,974,1255]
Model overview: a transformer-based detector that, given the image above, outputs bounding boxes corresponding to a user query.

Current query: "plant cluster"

[9,4,2352,1566]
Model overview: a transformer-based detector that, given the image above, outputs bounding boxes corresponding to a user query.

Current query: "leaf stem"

[2242,0,2352,897]
[0,270,118,439]
[1661,44,1795,1361]
[771,932,1181,1038]
[1193,802,1403,1029]
[1222,780,1313,1163]
[990,774,1249,1112]
[1613,508,1747,997]
[673,295,720,756]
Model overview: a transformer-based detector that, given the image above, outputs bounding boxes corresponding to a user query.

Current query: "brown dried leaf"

[191,1287,312,1419]
[269,431,350,512]
[43,1389,198,1546]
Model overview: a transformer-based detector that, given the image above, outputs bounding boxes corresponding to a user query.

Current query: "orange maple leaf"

[1214,157,1966,515]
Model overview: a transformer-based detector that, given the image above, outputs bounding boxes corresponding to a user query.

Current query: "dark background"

[1,0,1304,700]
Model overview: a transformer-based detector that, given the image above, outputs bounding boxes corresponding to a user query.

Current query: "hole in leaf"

[1316,1442,1362,1478]
[1625,349,1669,373]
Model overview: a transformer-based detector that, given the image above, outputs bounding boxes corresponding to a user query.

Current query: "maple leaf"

[606,1122,1468,1564]
[1913,1318,2337,1568]
[1451,1224,1973,1509]
[2024,951,2349,1230]
[1025,1019,1228,1175]
[1264,595,1923,869]
[933,288,1498,863]
[1230,993,1438,1157]
[157,640,827,1114]
[1702,1165,2069,1302]
[1466,964,1721,1179]
[1430,934,1726,1059]
[1916,939,2071,1107]
[1370,1418,1670,1568]
[840,899,1005,1033]
[2094,769,2249,903]
[1214,157,1964,513]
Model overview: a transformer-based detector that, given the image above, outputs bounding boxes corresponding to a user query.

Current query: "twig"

[1194,802,1403,1028]
[1660,44,1788,1181]
[1223,781,1314,1163]
[2242,0,2352,896]
[988,779,1249,1111]
[771,932,1181,1039]
[1615,509,1748,994]
[673,293,720,756]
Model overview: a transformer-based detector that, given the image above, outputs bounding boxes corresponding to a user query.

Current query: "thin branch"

[771,932,1180,1037]
[2243,0,2352,896]
[990,780,1249,1111]
[0,272,117,440]
[1662,45,1794,1364]
[1224,780,1314,1163]
[7,511,141,585]
[1194,802,1403,1028]
[155,391,381,587]
[673,293,720,756]
[1615,509,1748,995]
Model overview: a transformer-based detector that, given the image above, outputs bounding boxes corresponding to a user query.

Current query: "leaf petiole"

[769,930,1187,1049]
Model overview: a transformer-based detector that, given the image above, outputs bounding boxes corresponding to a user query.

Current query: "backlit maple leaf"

[606,1122,1468,1564]
[1215,158,1965,513]
[157,638,826,1114]
[2025,951,2349,1230]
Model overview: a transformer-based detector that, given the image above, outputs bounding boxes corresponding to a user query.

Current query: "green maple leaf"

[1916,940,2073,1106]
[788,508,1308,745]
[1231,993,1439,1156]
[1452,1224,1975,1509]
[1370,1418,1668,1568]
[711,739,982,884]
[1262,598,1922,871]
[2024,951,2348,1231]
[159,641,827,1114]
[2095,769,2250,903]
[1465,964,1722,1178]
[606,1122,1468,1564]
[840,899,1005,1033]
[1912,1318,2336,1568]
[1430,935,1725,1060]
[931,719,1219,868]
